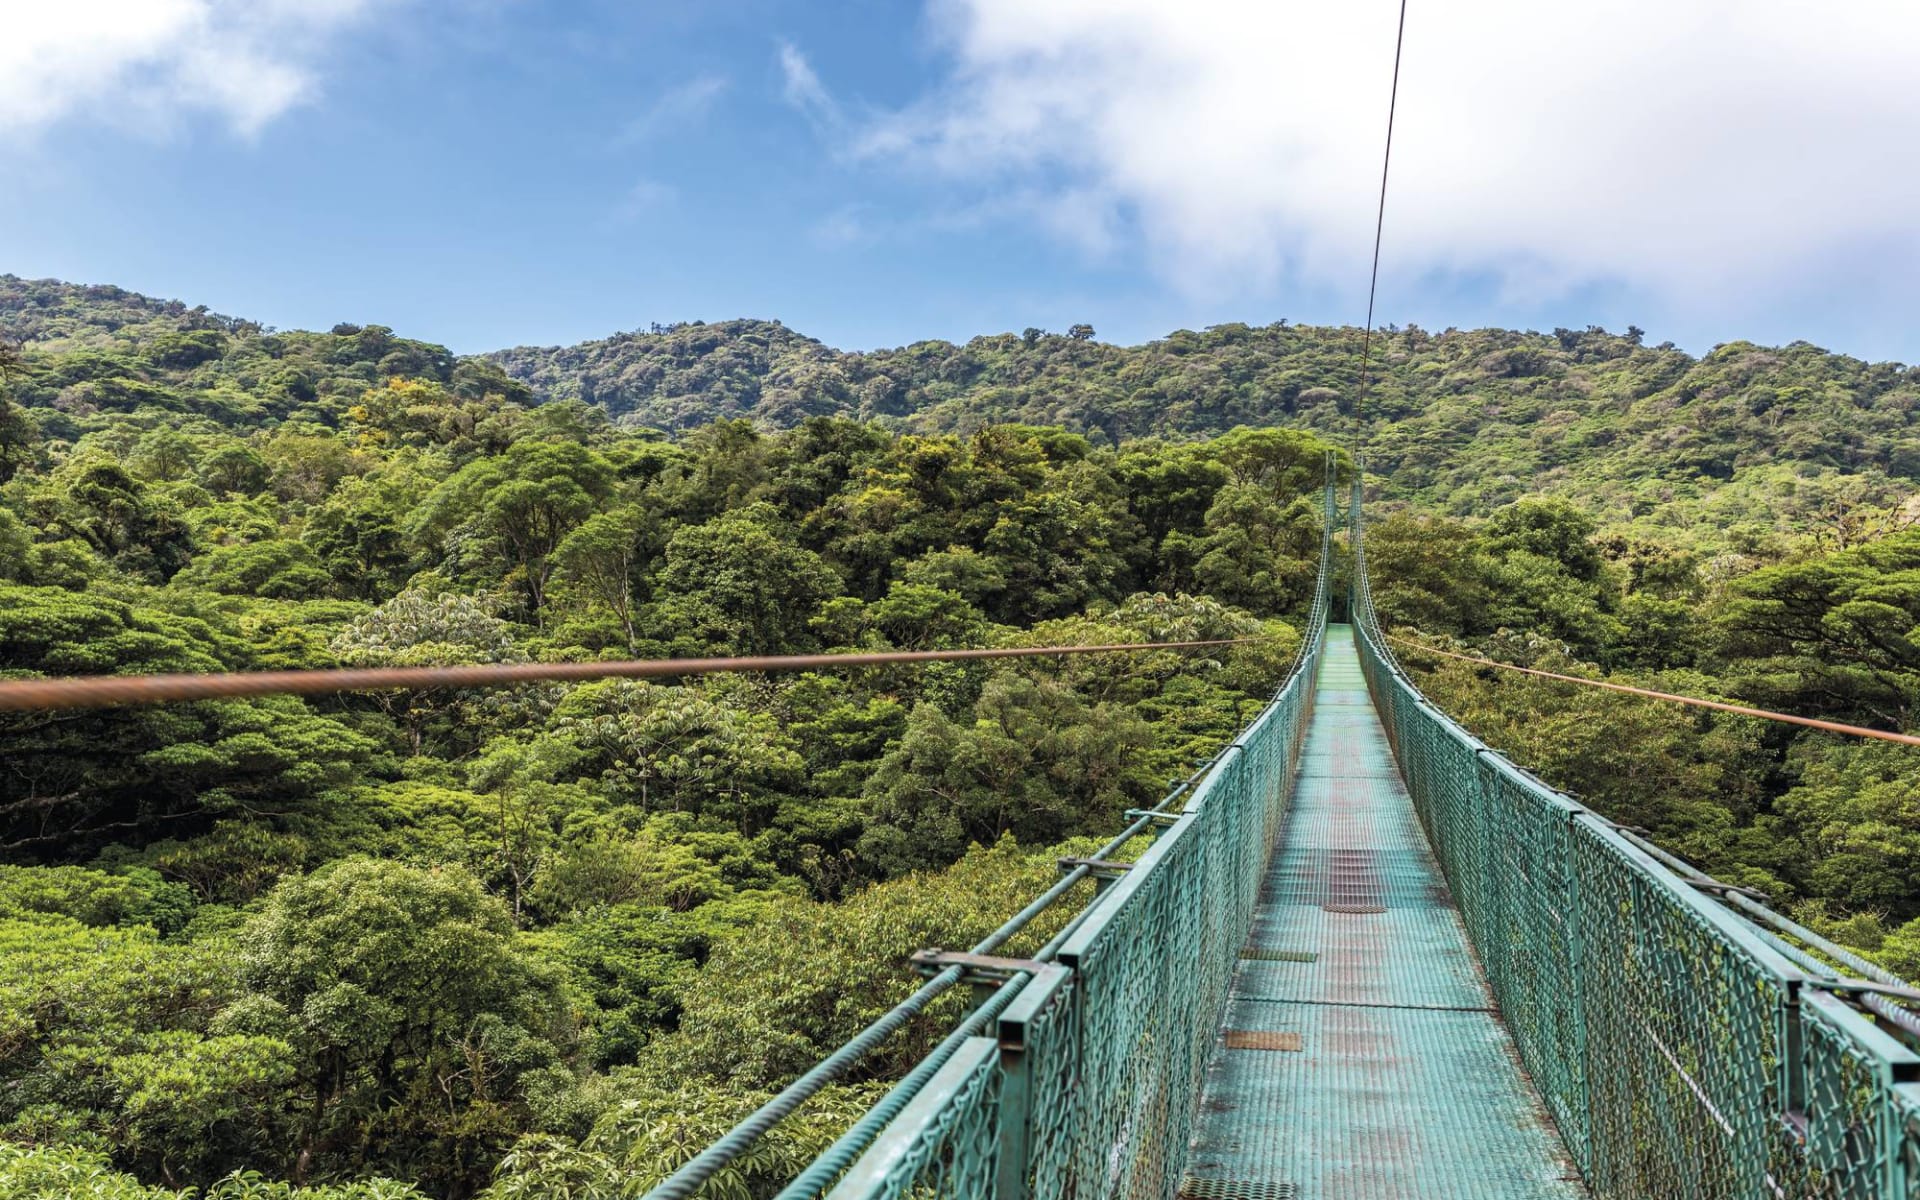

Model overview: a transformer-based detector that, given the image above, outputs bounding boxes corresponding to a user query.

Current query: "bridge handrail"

[643,465,1341,1200]
[1349,473,1920,1199]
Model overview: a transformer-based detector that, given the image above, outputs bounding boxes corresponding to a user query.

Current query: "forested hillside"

[0,275,1326,1198]
[485,308,1920,548]
[5,273,1920,1199]
[9,274,1920,550]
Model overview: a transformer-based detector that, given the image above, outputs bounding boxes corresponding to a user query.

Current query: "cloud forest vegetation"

[4,274,1920,1197]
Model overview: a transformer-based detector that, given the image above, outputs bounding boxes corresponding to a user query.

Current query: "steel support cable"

[1351,499,1920,1198]
[765,777,1210,1200]
[768,684,1324,1200]
[775,533,1336,1200]
[646,962,967,1200]
[1380,631,1920,748]
[0,639,1262,714]
[771,970,1030,1200]
[1352,0,1410,422]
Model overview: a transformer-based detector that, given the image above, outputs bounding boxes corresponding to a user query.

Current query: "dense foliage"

[9,273,1920,1196]
[11,275,1920,553]
[1364,500,1920,969]
[0,279,1329,1199]
[484,315,1920,548]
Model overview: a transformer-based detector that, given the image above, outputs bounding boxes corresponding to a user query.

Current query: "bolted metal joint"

[1057,856,1134,880]
[909,948,1047,983]
[1125,808,1183,828]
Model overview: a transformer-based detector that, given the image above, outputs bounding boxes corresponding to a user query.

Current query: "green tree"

[330,588,531,756]
[197,444,273,497]
[1203,426,1339,498]
[0,912,297,1187]
[55,457,196,582]
[0,508,30,581]
[241,859,570,1194]
[179,540,332,599]
[0,335,34,484]
[1484,497,1606,581]
[414,442,617,616]
[0,586,377,858]
[1359,511,1493,634]
[303,475,417,600]
[1192,486,1320,614]
[979,489,1127,623]
[552,506,652,651]
[1772,740,1920,918]
[130,428,201,483]
[652,504,841,654]
[1717,530,1920,729]
[859,672,1152,875]
[551,681,803,826]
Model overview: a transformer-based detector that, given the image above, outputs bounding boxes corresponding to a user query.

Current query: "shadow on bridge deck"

[1184,625,1587,1199]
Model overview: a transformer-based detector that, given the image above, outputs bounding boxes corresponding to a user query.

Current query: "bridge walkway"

[1183,625,1586,1199]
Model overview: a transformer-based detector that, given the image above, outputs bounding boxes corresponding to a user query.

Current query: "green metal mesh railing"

[655,466,1920,1200]
[804,474,1339,1200]
[1349,477,1920,1200]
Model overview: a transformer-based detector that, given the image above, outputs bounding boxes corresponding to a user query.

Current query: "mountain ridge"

[6,272,1919,540]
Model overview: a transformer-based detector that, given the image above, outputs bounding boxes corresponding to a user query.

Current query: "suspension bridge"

[642,476,1920,1200]
[4,469,1916,1197]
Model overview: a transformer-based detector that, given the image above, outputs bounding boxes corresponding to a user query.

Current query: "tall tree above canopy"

[412,441,617,616]
[47,457,196,582]
[240,859,569,1192]
[652,503,842,654]
[1484,497,1607,582]
[330,588,530,756]
[1202,426,1342,499]
[1717,529,1920,729]
[552,506,653,651]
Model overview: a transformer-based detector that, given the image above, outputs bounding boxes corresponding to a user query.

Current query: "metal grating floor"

[1185,625,1586,1199]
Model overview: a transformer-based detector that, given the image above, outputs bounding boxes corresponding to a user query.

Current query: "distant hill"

[7,273,1920,540]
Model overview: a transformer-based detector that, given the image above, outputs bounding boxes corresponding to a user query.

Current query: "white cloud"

[863,0,1920,321]
[0,0,389,140]
[778,41,841,131]
[618,74,729,145]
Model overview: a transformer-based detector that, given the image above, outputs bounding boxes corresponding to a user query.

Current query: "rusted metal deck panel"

[1184,625,1586,1199]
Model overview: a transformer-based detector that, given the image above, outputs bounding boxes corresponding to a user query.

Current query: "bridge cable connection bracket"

[1056,856,1133,880]
[909,948,1049,984]
[1682,879,1772,903]
[1124,808,1183,828]
[1602,819,1774,903]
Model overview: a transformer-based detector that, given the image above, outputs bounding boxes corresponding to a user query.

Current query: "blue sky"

[5,1,1920,363]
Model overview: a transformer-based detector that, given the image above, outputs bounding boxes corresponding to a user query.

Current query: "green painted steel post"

[991,1036,1032,1200]
[991,966,1069,1200]
[1563,802,1593,1175]
[1785,980,1808,1141]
